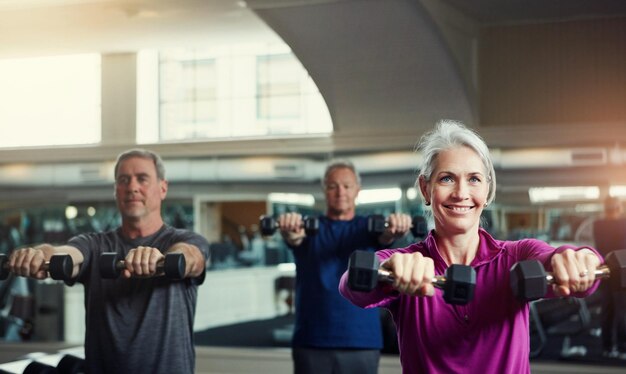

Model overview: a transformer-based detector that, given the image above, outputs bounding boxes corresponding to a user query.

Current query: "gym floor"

[1,312,623,373]
[194,313,626,373]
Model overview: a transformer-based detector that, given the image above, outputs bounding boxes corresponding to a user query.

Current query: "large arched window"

[137,43,332,144]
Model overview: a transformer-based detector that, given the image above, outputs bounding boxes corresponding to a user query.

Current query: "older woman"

[339,120,602,374]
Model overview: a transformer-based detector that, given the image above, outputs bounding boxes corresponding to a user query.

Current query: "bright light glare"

[609,185,626,198]
[528,186,599,203]
[87,206,97,217]
[406,187,418,200]
[269,193,315,206]
[357,188,402,205]
[65,205,78,220]
[0,54,101,148]
[575,203,603,213]
[277,263,296,272]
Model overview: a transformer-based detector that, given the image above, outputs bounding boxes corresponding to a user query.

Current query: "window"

[0,54,101,148]
[137,44,332,144]
[160,51,218,140]
[257,54,301,121]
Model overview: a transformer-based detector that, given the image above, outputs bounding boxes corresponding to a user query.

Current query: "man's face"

[324,167,360,218]
[114,156,167,222]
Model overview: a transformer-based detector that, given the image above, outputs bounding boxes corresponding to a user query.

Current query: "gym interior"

[1,1,626,373]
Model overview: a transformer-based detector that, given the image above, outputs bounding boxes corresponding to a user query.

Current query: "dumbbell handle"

[269,221,308,229]
[1,259,55,272]
[112,259,169,273]
[544,265,611,284]
[377,268,447,290]
[379,221,414,229]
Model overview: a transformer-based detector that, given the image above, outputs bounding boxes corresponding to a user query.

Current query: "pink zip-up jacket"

[339,228,602,374]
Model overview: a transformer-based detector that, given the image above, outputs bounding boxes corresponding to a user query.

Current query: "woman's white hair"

[416,119,496,205]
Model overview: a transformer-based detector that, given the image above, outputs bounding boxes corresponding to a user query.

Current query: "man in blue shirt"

[278,159,411,374]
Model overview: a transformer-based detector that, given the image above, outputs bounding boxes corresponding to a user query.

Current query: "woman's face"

[420,146,490,236]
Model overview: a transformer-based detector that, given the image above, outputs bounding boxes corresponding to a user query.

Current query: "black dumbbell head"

[99,252,123,278]
[0,254,8,280]
[510,260,547,301]
[348,250,380,292]
[606,249,626,289]
[367,215,386,234]
[442,265,476,305]
[411,215,428,238]
[57,354,85,374]
[48,255,73,281]
[164,253,186,279]
[260,216,277,236]
[302,216,319,235]
[23,361,59,374]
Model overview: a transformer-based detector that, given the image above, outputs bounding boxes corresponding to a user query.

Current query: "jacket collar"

[423,228,505,271]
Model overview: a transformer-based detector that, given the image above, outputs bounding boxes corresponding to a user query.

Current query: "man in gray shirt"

[8,148,209,373]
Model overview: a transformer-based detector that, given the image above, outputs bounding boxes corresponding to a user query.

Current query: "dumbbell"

[22,361,57,374]
[509,249,626,301]
[367,215,428,238]
[22,354,85,374]
[99,252,185,279]
[0,254,73,281]
[56,354,85,374]
[347,250,476,305]
[259,215,319,236]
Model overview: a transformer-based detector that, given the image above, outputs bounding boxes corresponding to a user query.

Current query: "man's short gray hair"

[322,159,361,188]
[114,148,166,181]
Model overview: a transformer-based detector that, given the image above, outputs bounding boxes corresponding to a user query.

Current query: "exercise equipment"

[22,361,57,374]
[259,215,319,236]
[0,254,73,281]
[509,249,626,300]
[347,250,476,305]
[367,215,428,238]
[98,252,185,279]
[22,354,84,374]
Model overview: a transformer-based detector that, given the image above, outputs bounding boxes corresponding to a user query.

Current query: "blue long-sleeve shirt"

[290,215,383,349]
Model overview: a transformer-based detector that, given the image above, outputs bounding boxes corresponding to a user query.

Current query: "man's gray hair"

[322,159,361,188]
[114,148,166,181]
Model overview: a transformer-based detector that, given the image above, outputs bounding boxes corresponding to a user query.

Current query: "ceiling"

[442,0,626,24]
[2,0,625,58]
[0,0,280,58]
[1,0,626,207]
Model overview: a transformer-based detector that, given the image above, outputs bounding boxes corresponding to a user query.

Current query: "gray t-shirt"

[67,225,209,374]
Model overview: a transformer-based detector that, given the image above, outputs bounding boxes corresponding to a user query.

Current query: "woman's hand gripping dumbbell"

[510,248,621,300]
[348,250,476,305]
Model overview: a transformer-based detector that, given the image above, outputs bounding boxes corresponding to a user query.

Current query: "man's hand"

[278,212,307,247]
[8,246,51,279]
[123,246,164,278]
[378,213,412,245]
